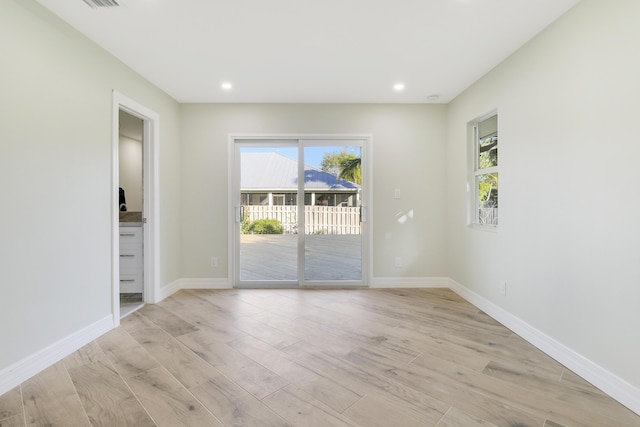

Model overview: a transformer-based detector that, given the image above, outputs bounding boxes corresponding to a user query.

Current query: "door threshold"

[120,302,144,319]
[234,283,300,289]
[234,283,369,289]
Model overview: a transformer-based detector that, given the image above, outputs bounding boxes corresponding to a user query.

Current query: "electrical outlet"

[500,280,507,296]
[395,256,402,268]
[394,189,401,199]
[210,257,218,268]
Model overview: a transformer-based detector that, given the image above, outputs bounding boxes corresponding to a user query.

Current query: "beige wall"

[119,136,143,212]
[0,0,181,371]
[179,103,448,279]
[446,0,640,389]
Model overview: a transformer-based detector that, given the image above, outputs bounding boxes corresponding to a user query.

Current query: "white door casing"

[112,91,160,325]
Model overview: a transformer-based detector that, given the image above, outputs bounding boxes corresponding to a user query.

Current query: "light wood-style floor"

[1,288,638,426]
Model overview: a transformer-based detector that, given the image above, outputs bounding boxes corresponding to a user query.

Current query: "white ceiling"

[36,0,579,104]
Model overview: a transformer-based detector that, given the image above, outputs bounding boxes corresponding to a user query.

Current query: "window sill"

[468,223,498,233]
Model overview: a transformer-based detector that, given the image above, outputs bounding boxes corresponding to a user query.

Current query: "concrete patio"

[239,234,362,282]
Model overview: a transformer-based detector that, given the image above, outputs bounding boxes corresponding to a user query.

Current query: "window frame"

[468,111,498,229]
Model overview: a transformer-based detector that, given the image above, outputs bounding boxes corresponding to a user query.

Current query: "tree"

[477,135,498,207]
[320,151,361,185]
[338,156,361,185]
[320,152,348,177]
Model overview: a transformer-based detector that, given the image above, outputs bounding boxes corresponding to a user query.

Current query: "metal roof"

[241,152,359,192]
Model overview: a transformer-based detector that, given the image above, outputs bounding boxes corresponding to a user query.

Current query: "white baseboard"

[154,278,232,303]
[448,278,640,417]
[0,315,113,397]
[154,278,183,303]
[180,278,232,290]
[371,276,449,288]
[164,276,449,292]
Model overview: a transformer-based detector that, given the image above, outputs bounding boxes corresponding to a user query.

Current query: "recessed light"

[221,82,233,91]
[393,83,405,92]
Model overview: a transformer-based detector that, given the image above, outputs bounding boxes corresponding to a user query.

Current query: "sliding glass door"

[237,142,299,284]
[232,137,367,287]
[303,144,362,282]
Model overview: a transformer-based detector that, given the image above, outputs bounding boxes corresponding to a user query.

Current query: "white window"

[470,113,498,226]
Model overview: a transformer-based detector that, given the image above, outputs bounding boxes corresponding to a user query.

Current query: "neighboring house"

[241,152,360,207]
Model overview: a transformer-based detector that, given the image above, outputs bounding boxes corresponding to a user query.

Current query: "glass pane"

[304,145,362,281]
[477,172,498,225]
[478,115,498,169]
[478,133,498,168]
[239,146,298,281]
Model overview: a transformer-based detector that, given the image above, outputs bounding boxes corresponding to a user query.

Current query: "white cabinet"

[119,226,143,293]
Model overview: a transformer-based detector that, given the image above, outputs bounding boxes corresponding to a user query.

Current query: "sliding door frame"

[228,134,372,288]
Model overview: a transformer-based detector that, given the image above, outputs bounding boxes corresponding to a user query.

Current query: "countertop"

[120,211,142,227]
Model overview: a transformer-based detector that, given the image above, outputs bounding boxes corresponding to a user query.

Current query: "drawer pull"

[120,279,136,282]
[120,233,136,237]
[120,254,135,258]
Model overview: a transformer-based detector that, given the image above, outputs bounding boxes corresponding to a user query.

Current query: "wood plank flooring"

[1,288,639,426]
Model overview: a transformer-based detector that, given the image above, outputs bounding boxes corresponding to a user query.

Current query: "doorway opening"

[112,91,159,325]
[230,135,371,288]
[118,110,144,316]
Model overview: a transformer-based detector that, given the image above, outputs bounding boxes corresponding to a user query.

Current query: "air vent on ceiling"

[82,0,120,8]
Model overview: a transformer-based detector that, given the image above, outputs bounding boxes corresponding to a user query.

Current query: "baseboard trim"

[154,278,232,303]
[371,276,449,288]
[162,276,448,293]
[180,278,232,290]
[0,315,113,397]
[448,278,640,417]
[154,278,183,303]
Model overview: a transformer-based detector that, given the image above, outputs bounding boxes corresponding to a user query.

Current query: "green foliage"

[477,173,498,206]
[247,218,284,234]
[320,151,362,185]
[478,134,498,169]
[320,152,348,176]
[240,208,251,234]
[338,156,361,185]
[477,133,498,206]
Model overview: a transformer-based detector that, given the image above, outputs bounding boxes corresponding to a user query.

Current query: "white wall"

[119,135,143,212]
[0,0,181,375]
[4,0,640,414]
[446,0,640,393]
[179,104,448,280]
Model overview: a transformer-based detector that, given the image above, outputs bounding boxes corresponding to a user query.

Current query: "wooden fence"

[244,205,361,235]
